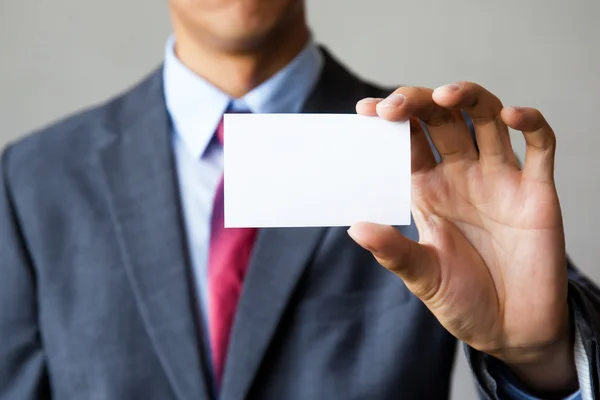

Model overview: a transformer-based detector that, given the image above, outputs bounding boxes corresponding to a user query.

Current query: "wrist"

[496,308,578,396]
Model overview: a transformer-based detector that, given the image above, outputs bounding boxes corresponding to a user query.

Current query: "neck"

[172,19,309,98]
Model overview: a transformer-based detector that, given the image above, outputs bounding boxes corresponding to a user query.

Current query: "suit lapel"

[95,71,212,400]
[220,48,378,400]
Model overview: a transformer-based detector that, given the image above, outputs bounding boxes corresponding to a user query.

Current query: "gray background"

[1,0,599,398]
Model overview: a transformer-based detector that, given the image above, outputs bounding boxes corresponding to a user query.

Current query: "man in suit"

[1,0,599,399]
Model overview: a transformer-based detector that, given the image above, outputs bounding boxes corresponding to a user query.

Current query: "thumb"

[347,222,440,300]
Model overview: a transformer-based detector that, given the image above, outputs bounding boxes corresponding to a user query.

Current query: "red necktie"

[208,116,258,386]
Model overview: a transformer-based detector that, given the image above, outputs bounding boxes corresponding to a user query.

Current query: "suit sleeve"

[0,147,50,399]
[565,260,600,398]
[465,259,600,399]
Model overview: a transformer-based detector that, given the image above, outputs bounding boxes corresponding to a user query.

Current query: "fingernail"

[434,83,461,94]
[377,93,406,108]
[506,106,525,112]
[347,225,360,241]
[347,225,375,252]
[357,97,383,104]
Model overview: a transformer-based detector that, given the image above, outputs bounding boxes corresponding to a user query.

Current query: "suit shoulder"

[315,46,401,111]
[320,47,399,98]
[2,68,164,182]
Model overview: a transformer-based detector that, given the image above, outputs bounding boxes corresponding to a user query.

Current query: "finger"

[433,82,517,166]
[347,222,440,300]
[410,118,437,173]
[356,98,436,172]
[376,87,478,162]
[356,97,383,116]
[501,106,556,182]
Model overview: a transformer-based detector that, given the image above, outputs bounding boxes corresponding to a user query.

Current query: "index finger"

[359,87,478,162]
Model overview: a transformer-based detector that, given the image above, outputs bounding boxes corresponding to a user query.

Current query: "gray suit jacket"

[1,48,600,400]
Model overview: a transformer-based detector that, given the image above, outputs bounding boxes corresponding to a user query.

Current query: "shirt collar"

[163,34,324,159]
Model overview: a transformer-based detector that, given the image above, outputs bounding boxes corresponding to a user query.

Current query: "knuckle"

[425,110,455,127]
[523,108,548,132]
[544,131,557,149]
[458,83,503,113]
[393,86,431,98]
[457,80,474,87]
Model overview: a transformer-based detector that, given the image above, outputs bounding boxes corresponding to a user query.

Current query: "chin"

[170,0,305,54]
[209,20,287,53]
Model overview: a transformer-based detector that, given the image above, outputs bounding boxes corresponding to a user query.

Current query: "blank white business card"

[223,113,411,228]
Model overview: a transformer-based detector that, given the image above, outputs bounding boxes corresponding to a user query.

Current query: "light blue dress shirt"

[162,35,581,399]
[163,34,323,330]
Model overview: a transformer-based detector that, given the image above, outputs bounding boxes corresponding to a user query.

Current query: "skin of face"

[168,0,306,54]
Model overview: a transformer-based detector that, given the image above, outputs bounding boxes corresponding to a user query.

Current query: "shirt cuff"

[493,325,589,400]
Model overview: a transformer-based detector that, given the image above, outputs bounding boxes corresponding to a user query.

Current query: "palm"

[352,82,570,362]
[413,159,567,356]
